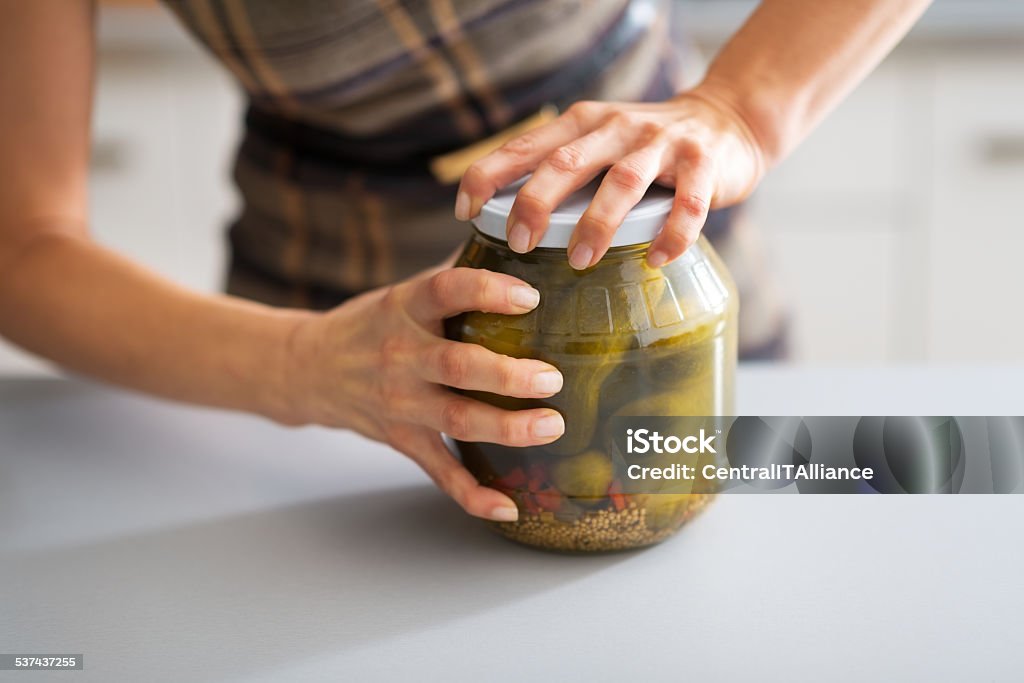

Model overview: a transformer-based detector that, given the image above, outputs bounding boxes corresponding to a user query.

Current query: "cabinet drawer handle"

[981,134,1024,165]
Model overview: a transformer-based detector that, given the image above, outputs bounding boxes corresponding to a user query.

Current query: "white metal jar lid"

[471,175,675,249]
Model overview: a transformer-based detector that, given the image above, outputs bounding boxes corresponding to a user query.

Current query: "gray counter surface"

[2,367,1023,682]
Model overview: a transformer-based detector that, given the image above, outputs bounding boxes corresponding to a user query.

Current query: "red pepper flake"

[495,467,527,489]
[525,463,547,491]
[534,486,563,512]
[523,495,543,515]
[608,479,627,511]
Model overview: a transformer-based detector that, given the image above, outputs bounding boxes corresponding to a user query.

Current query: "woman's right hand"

[283,264,565,522]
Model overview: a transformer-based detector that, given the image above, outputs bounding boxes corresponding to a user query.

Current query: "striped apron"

[162,0,789,359]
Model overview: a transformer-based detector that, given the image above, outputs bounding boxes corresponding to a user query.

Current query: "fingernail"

[534,413,565,438]
[490,505,519,522]
[531,371,563,395]
[569,243,594,270]
[454,191,470,221]
[647,250,668,268]
[510,285,540,309]
[508,223,531,254]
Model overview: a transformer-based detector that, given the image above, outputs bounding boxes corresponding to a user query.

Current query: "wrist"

[684,76,787,170]
[260,307,320,427]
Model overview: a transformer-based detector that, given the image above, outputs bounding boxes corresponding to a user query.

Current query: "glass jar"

[445,179,737,552]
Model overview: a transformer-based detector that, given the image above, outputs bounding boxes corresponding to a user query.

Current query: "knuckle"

[676,191,709,219]
[438,344,469,386]
[379,336,405,370]
[607,110,641,129]
[578,212,614,239]
[427,269,456,307]
[496,357,519,395]
[675,138,708,165]
[500,133,538,160]
[380,284,404,313]
[607,160,650,193]
[639,120,665,140]
[661,227,696,256]
[498,414,522,445]
[475,273,497,310]
[513,187,548,214]
[460,163,490,191]
[547,144,587,174]
[440,399,472,439]
[566,100,599,121]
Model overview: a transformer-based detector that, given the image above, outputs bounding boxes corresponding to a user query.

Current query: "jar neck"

[470,230,652,266]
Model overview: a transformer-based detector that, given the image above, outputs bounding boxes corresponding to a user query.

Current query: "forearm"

[0,228,311,424]
[0,3,307,424]
[692,0,931,165]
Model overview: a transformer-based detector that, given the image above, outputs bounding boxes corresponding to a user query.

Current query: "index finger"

[456,115,582,220]
[406,267,540,324]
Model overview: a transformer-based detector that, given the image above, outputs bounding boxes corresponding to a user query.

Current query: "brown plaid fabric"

[163,0,789,359]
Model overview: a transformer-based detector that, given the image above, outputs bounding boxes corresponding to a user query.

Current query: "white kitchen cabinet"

[89,53,241,292]
[926,55,1024,361]
[768,231,900,362]
[756,62,916,203]
[746,58,931,362]
[744,45,1023,364]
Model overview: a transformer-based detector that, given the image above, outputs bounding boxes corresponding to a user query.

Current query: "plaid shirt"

[163,0,788,359]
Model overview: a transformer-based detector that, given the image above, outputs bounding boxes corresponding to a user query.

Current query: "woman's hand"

[284,265,565,522]
[455,89,767,269]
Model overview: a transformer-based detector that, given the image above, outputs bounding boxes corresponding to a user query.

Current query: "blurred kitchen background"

[1,0,1022,374]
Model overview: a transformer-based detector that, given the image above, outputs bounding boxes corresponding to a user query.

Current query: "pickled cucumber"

[550,449,614,498]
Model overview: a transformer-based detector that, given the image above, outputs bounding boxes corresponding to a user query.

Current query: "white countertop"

[2,367,1023,682]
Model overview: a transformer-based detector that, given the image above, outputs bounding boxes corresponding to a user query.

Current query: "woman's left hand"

[455,89,767,269]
